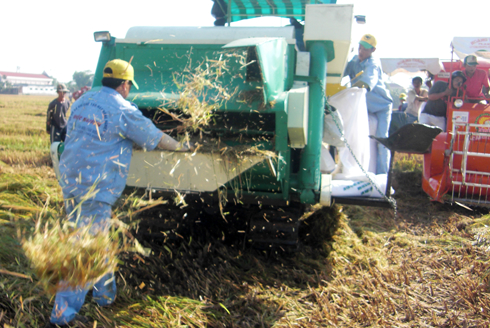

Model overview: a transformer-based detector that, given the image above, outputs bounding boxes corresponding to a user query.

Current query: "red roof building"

[0,71,53,86]
[0,71,55,95]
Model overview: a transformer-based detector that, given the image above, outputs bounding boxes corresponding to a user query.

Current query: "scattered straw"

[160,52,239,134]
[21,218,141,295]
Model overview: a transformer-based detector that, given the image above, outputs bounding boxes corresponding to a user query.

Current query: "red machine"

[422,38,490,206]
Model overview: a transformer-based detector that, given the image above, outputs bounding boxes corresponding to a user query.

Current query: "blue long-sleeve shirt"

[59,87,163,205]
[344,55,393,113]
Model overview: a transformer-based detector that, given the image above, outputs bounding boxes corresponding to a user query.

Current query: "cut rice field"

[1,94,490,327]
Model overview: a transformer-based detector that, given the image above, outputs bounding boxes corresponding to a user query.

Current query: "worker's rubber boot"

[92,272,117,306]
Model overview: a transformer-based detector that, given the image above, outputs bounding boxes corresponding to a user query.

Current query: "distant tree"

[72,70,94,89]
[0,75,12,91]
[0,75,6,90]
[66,81,78,93]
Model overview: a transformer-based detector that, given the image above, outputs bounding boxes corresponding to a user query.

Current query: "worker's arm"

[483,74,490,98]
[483,85,489,98]
[353,59,378,92]
[428,81,452,101]
[415,92,428,102]
[406,91,416,105]
[46,102,55,133]
[428,88,452,101]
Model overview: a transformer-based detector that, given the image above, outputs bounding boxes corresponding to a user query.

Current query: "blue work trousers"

[50,199,116,325]
[369,108,392,175]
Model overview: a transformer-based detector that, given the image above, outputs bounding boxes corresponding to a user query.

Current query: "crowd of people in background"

[342,34,490,172]
[391,54,490,133]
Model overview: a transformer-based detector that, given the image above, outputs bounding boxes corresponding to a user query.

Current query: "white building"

[0,71,56,95]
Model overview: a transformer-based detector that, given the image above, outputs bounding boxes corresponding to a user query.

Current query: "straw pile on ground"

[21,218,136,295]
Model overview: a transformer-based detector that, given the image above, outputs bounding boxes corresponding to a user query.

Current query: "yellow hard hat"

[103,59,139,89]
[399,93,407,100]
[359,34,377,49]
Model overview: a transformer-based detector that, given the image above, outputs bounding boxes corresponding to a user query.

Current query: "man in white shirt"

[405,76,428,123]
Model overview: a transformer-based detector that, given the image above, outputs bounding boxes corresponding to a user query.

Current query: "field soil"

[0,95,489,327]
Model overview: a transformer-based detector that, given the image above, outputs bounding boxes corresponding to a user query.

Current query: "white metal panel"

[120,26,296,45]
[127,150,264,192]
[287,86,309,149]
[304,5,353,85]
[304,5,353,42]
[320,174,332,206]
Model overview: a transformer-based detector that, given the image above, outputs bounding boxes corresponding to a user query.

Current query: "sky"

[1,0,487,84]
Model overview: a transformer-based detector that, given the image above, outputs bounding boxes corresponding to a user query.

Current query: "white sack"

[323,109,345,147]
[331,173,392,198]
[329,88,371,177]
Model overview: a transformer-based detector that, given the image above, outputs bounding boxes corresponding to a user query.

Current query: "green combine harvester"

[86,0,394,247]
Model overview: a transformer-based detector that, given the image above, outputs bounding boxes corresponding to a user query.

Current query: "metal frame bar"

[449,120,490,206]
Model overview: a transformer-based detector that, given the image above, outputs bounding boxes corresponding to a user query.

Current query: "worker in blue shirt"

[344,34,393,175]
[47,59,188,327]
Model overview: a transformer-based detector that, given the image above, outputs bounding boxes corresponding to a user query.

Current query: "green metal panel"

[92,37,116,88]
[224,160,282,193]
[227,0,337,22]
[92,25,336,204]
[223,37,288,103]
[94,42,270,112]
[255,38,287,102]
[298,40,334,204]
[284,45,296,91]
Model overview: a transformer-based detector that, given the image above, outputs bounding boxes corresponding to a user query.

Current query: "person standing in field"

[344,34,393,174]
[46,84,70,143]
[46,59,188,327]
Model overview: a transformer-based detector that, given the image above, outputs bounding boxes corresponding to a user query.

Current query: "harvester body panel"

[422,90,490,206]
[89,4,390,207]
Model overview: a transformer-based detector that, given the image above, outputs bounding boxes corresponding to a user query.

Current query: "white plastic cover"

[328,88,371,177]
[380,58,444,75]
[451,37,490,64]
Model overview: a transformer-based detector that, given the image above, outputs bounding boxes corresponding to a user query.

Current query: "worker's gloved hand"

[181,141,195,152]
[46,122,51,133]
[157,133,193,152]
[351,80,370,91]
